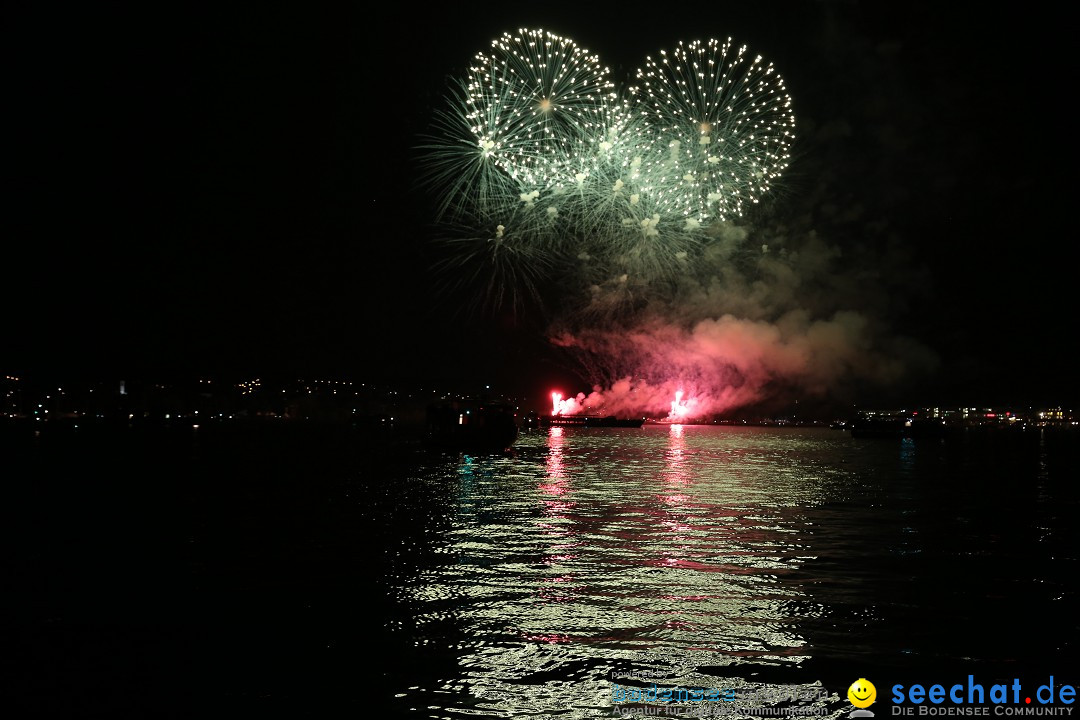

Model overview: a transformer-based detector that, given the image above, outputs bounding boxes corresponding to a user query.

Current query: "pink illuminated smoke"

[544,218,937,418]
[551,391,588,416]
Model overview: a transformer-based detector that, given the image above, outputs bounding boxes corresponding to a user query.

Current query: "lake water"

[5,423,1078,717]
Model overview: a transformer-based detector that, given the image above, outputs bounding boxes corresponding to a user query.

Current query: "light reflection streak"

[398,427,839,716]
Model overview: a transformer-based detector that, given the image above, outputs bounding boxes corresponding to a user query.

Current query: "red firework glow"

[668,389,691,422]
[550,385,700,421]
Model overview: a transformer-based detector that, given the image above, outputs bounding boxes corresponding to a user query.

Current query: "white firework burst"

[630,37,795,222]
[465,28,617,189]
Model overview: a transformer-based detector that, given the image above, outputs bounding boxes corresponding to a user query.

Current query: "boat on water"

[527,413,645,429]
[524,392,645,429]
[425,399,518,451]
[849,412,948,439]
[849,415,906,438]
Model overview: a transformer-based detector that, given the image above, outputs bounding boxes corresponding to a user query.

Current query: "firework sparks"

[419,29,796,310]
[631,38,795,222]
[668,389,691,422]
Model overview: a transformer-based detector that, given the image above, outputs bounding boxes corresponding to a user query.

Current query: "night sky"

[6,3,1075,409]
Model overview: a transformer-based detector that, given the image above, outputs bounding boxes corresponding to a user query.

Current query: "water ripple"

[381,426,1079,717]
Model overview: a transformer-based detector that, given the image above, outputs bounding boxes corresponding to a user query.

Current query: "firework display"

[420,29,795,309]
[632,38,795,222]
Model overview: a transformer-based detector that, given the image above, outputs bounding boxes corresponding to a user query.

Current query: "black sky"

[5,3,1075,408]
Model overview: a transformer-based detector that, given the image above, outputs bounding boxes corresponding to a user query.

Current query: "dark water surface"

[4,423,1078,717]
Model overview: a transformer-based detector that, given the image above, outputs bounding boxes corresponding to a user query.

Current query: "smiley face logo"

[848,679,877,709]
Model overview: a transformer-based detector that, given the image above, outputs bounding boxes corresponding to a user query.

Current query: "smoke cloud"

[548,204,938,418]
